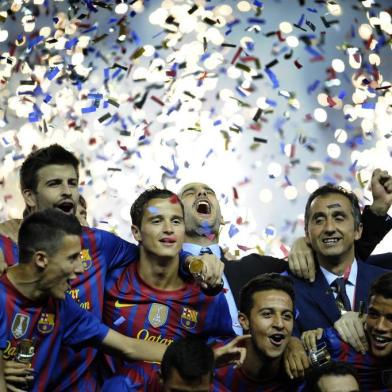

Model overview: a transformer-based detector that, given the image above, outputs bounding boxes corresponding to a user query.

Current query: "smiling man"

[103,188,234,379]
[302,272,392,391]
[213,273,303,391]
[0,209,170,392]
[290,184,388,336]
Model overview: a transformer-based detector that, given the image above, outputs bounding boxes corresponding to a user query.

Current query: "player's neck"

[317,249,355,275]
[241,341,281,382]
[184,232,219,247]
[138,251,184,291]
[6,264,48,302]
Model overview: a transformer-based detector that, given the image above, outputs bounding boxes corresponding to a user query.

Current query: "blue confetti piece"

[65,37,78,50]
[87,93,103,99]
[131,31,141,45]
[247,18,265,24]
[306,8,318,13]
[47,67,60,81]
[28,112,40,122]
[338,90,346,99]
[225,28,232,36]
[206,149,213,158]
[265,227,274,236]
[253,0,263,6]
[227,19,240,28]
[213,120,222,126]
[285,176,292,186]
[28,35,44,49]
[112,68,122,79]
[349,160,358,172]
[103,101,109,109]
[265,68,279,89]
[307,80,320,94]
[228,224,239,238]
[81,25,97,34]
[362,102,375,109]
[147,206,159,214]
[305,46,322,57]
[297,14,305,27]
[43,94,52,103]
[114,316,125,326]
[265,98,277,107]
[108,17,119,24]
[81,106,96,114]
[104,68,110,82]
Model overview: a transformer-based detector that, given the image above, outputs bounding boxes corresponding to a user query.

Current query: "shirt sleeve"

[208,293,236,339]
[357,206,392,260]
[61,295,109,347]
[96,228,140,270]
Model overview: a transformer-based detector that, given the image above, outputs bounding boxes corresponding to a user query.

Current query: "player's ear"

[33,250,49,269]
[131,224,142,243]
[354,222,363,241]
[22,188,37,209]
[238,312,250,332]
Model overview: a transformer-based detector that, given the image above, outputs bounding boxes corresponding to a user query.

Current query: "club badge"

[80,249,92,271]
[180,307,198,330]
[37,313,55,334]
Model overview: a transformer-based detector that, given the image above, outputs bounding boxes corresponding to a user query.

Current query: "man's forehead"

[179,182,214,195]
[310,193,351,211]
[144,197,183,216]
[37,164,78,178]
[252,289,293,309]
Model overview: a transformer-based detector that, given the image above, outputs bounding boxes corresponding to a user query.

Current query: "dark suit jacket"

[289,261,387,336]
[224,254,287,308]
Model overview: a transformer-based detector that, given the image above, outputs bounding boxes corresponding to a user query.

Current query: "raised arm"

[357,169,392,261]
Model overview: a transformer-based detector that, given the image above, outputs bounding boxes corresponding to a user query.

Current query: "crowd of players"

[0,144,391,392]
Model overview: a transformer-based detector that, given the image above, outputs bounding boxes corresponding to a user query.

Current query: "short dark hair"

[78,194,87,210]
[369,272,392,301]
[20,144,79,192]
[305,361,359,392]
[239,273,295,317]
[304,184,361,233]
[130,187,184,228]
[160,337,214,383]
[18,209,82,263]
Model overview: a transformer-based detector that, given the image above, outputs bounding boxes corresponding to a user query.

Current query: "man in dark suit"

[290,179,391,335]
[178,176,391,335]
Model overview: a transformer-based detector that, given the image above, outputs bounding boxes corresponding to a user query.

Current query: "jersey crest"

[180,307,198,329]
[80,248,92,271]
[11,313,30,339]
[37,313,55,334]
[148,303,169,328]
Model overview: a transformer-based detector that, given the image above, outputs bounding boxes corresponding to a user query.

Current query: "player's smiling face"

[179,182,222,238]
[239,289,294,360]
[23,164,79,216]
[133,198,185,259]
[305,193,362,263]
[40,234,83,300]
[366,294,392,358]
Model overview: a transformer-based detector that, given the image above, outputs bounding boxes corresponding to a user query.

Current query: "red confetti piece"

[327,96,336,107]
[230,47,242,65]
[294,59,303,69]
[151,95,164,106]
[169,194,180,204]
[276,31,285,42]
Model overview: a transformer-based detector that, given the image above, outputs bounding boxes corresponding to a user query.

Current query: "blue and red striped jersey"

[213,364,302,391]
[103,261,234,373]
[0,273,109,392]
[49,226,140,392]
[102,363,162,392]
[0,234,18,266]
[322,327,392,391]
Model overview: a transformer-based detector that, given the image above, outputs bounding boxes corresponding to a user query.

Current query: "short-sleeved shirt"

[103,261,234,372]
[0,274,109,392]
